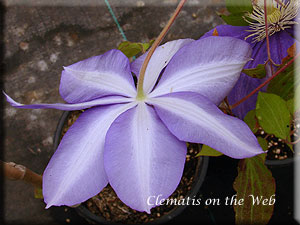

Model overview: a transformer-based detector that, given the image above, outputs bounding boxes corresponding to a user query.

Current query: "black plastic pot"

[265,145,294,168]
[265,157,294,167]
[53,111,209,225]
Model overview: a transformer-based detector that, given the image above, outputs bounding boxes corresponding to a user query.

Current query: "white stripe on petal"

[150,36,252,105]
[104,102,186,213]
[147,92,263,159]
[44,102,137,208]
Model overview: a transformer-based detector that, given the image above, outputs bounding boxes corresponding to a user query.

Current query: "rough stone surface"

[3,1,224,224]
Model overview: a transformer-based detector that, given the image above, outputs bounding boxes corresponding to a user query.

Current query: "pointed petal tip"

[45,200,65,209]
[234,148,265,159]
[3,91,22,107]
[143,202,153,214]
[45,202,53,209]
[222,138,265,159]
[63,66,72,72]
[132,203,152,214]
[256,147,265,156]
[244,136,265,159]
[145,208,151,214]
[3,91,10,100]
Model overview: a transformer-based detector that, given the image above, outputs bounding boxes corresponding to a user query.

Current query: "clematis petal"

[60,49,137,103]
[130,39,194,94]
[149,36,252,105]
[43,102,137,208]
[3,91,133,111]
[255,30,297,65]
[227,74,263,119]
[104,102,186,213]
[147,92,263,159]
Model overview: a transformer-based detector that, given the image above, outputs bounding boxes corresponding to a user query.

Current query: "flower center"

[243,0,299,42]
[136,93,146,101]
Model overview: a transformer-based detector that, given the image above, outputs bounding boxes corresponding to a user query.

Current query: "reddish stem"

[231,52,300,109]
[136,0,187,98]
[264,0,272,64]
[283,136,300,145]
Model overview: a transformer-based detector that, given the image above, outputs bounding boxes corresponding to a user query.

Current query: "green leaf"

[256,92,291,139]
[267,43,299,100]
[196,145,223,157]
[225,0,253,14]
[286,98,295,115]
[267,63,298,100]
[220,0,253,26]
[242,64,267,79]
[118,41,142,58]
[257,137,268,151]
[220,13,250,26]
[244,109,259,133]
[140,40,155,52]
[34,187,43,199]
[117,40,154,58]
[233,154,275,225]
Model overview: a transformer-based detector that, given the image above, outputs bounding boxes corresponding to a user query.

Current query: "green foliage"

[267,63,298,100]
[220,0,253,26]
[220,13,250,26]
[118,40,154,58]
[267,43,299,101]
[233,154,275,225]
[242,64,267,79]
[225,0,253,14]
[196,145,223,157]
[244,109,258,133]
[256,92,291,139]
[286,98,296,115]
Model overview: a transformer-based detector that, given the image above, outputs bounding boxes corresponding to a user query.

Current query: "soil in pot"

[255,117,299,164]
[57,110,208,224]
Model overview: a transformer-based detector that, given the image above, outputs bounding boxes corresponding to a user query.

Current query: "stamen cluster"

[244,0,299,42]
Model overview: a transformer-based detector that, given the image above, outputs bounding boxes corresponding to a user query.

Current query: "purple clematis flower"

[4,36,264,213]
[203,0,300,119]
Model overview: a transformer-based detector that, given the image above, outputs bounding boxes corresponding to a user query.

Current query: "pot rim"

[53,111,209,224]
[265,157,294,167]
